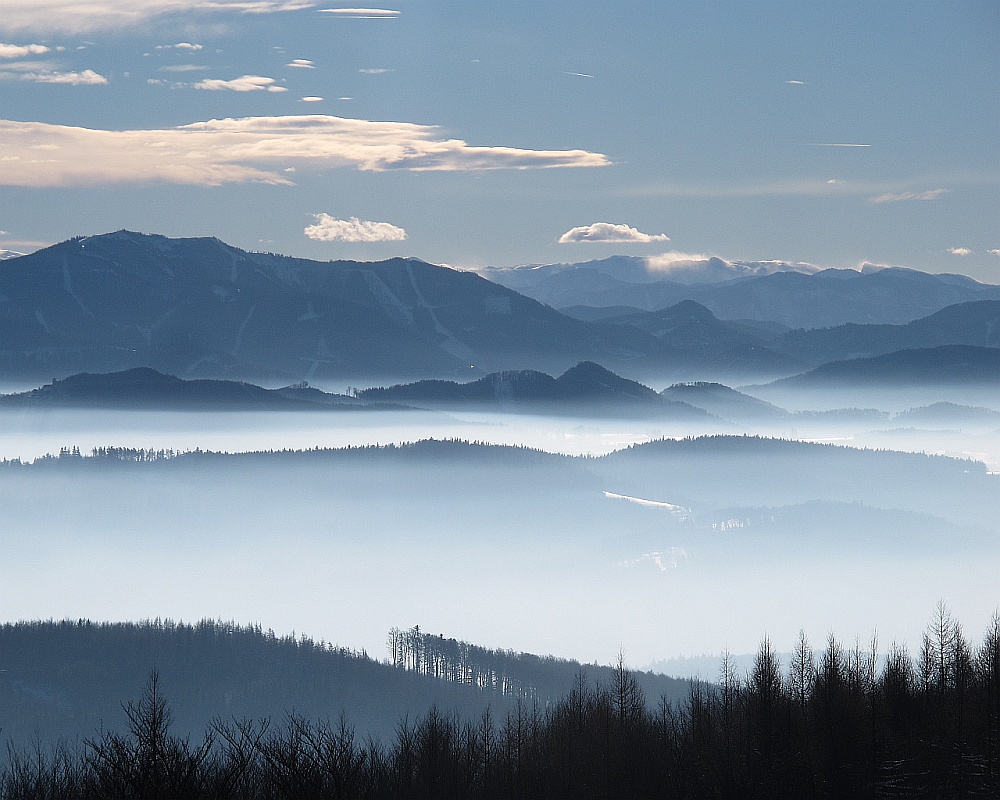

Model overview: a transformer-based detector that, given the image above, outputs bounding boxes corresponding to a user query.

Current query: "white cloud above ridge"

[948,247,972,256]
[0,1,316,34]
[558,222,669,244]
[304,213,406,242]
[0,43,50,58]
[0,114,610,187]
[194,74,287,91]
[645,251,711,269]
[869,188,949,204]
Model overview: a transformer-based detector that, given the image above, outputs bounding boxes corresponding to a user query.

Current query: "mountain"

[769,345,1000,388]
[778,300,1000,363]
[0,367,388,411]
[481,257,1000,328]
[0,231,661,384]
[358,361,714,418]
[893,401,1000,426]
[0,249,25,261]
[659,381,787,421]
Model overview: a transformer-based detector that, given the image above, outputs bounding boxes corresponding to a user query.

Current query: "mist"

[1,385,996,670]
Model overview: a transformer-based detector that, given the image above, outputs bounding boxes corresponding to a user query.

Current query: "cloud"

[558,222,669,244]
[304,213,406,242]
[287,58,314,68]
[300,95,323,102]
[358,68,390,74]
[156,42,203,50]
[645,252,711,270]
[0,114,610,187]
[948,247,972,256]
[810,142,872,147]
[0,1,316,34]
[160,64,208,72]
[869,188,949,204]
[194,74,287,91]
[318,8,400,17]
[562,71,594,78]
[7,68,108,85]
[0,43,50,58]
[786,79,805,85]
[988,249,1000,257]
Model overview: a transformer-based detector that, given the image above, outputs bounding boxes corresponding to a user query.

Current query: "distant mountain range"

[480,256,1000,328]
[2,231,997,385]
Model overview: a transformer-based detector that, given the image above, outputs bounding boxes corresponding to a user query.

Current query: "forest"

[2,606,997,799]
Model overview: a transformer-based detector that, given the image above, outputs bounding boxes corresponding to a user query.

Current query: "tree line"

[3,605,997,798]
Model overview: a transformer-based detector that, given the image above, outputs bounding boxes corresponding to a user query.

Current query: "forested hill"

[0,620,688,748]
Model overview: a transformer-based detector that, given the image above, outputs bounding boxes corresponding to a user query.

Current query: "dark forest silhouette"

[3,605,998,798]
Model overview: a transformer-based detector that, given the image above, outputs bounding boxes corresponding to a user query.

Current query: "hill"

[0,619,688,747]
[357,361,713,418]
[0,367,376,411]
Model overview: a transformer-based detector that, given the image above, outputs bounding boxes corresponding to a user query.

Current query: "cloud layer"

[304,213,406,242]
[0,114,609,187]
[0,1,315,34]
[558,222,669,244]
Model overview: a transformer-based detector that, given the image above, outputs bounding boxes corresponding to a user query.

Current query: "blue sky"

[1,0,998,280]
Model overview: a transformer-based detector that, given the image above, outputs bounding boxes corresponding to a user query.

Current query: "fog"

[1,380,996,672]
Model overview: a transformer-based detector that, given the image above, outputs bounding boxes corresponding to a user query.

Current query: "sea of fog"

[1,399,997,672]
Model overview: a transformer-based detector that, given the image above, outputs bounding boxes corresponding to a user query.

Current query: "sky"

[0,0,998,281]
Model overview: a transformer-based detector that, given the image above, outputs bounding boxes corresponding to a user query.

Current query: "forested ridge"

[3,607,998,798]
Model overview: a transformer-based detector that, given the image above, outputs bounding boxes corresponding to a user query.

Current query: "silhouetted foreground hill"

[0,620,686,748]
[2,609,997,798]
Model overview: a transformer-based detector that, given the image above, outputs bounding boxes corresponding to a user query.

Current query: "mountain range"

[480,256,1000,328]
[2,231,998,386]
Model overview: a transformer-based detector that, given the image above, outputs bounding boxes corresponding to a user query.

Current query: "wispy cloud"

[1,66,108,85]
[988,249,1000,257]
[0,1,316,34]
[786,79,805,85]
[194,74,287,92]
[318,8,400,17]
[358,68,390,74]
[160,64,209,72]
[562,71,594,78]
[0,43,50,58]
[810,143,872,147]
[869,188,949,204]
[948,247,972,256]
[0,114,610,187]
[156,42,203,50]
[558,222,669,244]
[304,213,406,242]
[300,95,323,102]
[287,58,315,68]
